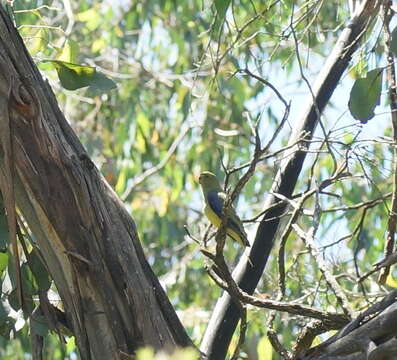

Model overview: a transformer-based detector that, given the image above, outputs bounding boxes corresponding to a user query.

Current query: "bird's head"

[198,171,222,191]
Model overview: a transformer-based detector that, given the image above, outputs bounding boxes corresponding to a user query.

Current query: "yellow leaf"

[115,167,127,194]
[386,273,397,288]
[77,8,101,31]
[135,112,151,153]
[57,39,78,63]
[131,197,143,211]
[136,347,155,360]
[92,38,106,53]
[135,130,146,153]
[155,189,169,217]
[257,336,273,360]
[312,335,322,347]
[169,348,198,360]
[22,27,47,55]
[151,129,159,145]
[137,112,151,133]
[115,25,123,38]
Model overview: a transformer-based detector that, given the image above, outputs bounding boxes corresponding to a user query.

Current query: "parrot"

[198,171,250,247]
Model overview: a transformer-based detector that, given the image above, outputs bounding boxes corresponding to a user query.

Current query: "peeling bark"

[0,7,192,360]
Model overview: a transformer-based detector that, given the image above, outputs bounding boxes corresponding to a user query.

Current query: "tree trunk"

[0,7,192,360]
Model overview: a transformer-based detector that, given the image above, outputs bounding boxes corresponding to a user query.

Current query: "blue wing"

[207,190,243,236]
[207,190,224,217]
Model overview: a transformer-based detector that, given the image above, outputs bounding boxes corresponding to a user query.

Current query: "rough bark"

[300,290,397,360]
[200,1,382,358]
[0,6,192,360]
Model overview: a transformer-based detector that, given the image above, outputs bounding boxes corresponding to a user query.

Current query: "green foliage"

[27,250,51,291]
[348,68,383,123]
[42,60,116,93]
[0,0,395,359]
[30,314,49,337]
[214,0,230,19]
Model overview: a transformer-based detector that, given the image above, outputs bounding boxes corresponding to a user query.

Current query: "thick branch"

[300,290,397,360]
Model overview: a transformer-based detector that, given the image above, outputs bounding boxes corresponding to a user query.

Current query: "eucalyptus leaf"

[41,60,116,93]
[348,68,383,123]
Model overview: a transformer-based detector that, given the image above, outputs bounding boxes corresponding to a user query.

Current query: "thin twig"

[240,68,289,108]
[267,328,292,360]
[204,253,349,326]
[323,193,391,213]
[290,8,338,175]
[214,1,281,70]
[229,135,305,175]
[293,222,353,318]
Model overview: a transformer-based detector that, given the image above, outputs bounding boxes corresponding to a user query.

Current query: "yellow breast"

[204,205,244,245]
